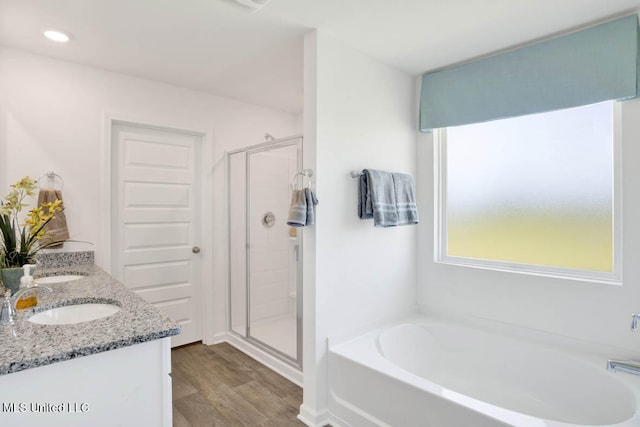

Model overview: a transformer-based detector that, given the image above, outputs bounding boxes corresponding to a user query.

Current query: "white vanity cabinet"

[0,337,172,427]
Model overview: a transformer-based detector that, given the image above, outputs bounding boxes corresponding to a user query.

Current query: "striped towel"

[287,190,307,227]
[392,172,419,226]
[304,188,319,226]
[287,188,319,227]
[358,169,418,227]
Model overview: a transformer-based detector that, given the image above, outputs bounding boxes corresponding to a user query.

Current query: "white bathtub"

[328,316,640,427]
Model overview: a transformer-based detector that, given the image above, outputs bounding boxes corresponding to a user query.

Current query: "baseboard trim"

[208,332,228,345]
[297,404,331,427]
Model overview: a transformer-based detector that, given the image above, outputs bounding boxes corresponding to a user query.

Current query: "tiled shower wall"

[248,147,298,322]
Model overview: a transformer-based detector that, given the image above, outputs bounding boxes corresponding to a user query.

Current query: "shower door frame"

[227,135,304,369]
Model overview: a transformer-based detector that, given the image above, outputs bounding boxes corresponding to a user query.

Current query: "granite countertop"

[0,262,180,375]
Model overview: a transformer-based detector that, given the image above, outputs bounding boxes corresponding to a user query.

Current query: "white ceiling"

[1,0,639,114]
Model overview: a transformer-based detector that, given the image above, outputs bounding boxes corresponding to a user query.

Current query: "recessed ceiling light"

[44,30,71,43]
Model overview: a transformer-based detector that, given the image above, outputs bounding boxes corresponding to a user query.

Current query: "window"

[436,101,620,283]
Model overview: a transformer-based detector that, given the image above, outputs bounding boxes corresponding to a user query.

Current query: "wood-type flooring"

[171,342,306,427]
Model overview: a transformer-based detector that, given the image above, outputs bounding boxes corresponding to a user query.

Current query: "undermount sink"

[28,303,121,325]
[34,275,86,285]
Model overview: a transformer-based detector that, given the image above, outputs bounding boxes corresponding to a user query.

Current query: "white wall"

[0,47,300,341]
[417,96,640,353]
[300,31,418,424]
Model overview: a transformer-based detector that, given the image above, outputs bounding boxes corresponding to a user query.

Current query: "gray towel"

[287,190,307,227]
[287,188,319,227]
[37,189,70,248]
[359,169,397,227]
[393,173,419,226]
[358,172,373,220]
[358,169,419,227]
[304,188,319,226]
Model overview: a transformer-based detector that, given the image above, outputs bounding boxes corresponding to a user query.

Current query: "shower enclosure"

[227,136,303,368]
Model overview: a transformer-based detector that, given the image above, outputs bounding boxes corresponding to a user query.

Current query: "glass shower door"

[228,137,302,367]
[247,142,301,362]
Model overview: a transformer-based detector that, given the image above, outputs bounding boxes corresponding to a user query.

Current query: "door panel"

[125,138,191,168]
[124,261,191,288]
[112,124,202,347]
[124,183,191,208]
[124,223,191,249]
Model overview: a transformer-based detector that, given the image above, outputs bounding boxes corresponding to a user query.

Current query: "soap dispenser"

[15,264,37,309]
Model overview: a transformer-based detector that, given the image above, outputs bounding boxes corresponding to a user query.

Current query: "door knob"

[192,246,201,254]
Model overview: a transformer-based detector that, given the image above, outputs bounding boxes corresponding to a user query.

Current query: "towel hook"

[291,169,313,190]
[37,171,64,190]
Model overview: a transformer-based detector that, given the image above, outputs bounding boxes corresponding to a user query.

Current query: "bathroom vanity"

[0,252,180,427]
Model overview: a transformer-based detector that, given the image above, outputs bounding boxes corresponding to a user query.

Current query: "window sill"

[435,256,622,286]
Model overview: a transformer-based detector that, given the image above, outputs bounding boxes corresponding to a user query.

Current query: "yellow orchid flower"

[1,176,64,268]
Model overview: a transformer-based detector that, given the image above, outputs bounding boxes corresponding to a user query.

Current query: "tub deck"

[328,315,640,427]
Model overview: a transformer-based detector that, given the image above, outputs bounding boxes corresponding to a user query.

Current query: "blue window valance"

[419,14,640,131]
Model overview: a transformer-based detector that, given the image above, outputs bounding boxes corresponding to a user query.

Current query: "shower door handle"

[192,246,201,254]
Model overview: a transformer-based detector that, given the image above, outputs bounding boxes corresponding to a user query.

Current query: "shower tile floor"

[251,315,297,359]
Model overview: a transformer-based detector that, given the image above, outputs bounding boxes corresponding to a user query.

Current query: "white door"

[111,123,202,347]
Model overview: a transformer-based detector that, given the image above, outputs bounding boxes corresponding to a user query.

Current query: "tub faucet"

[632,313,640,332]
[607,359,640,376]
[0,286,53,326]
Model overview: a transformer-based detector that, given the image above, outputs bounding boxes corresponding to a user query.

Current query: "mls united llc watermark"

[2,401,90,413]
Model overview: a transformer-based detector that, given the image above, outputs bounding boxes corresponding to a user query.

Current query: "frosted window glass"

[446,101,613,272]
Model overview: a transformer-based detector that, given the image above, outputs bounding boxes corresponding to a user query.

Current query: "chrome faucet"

[0,286,53,326]
[607,359,640,376]
[631,313,639,332]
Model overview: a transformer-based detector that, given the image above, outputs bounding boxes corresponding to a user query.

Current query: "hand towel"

[287,189,307,227]
[359,169,398,227]
[304,188,319,226]
[37,189,70,248]
[392,172,419,225]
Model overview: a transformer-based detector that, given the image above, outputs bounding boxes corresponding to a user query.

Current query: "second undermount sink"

[34,275,86,285]
[28,303,121,325]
